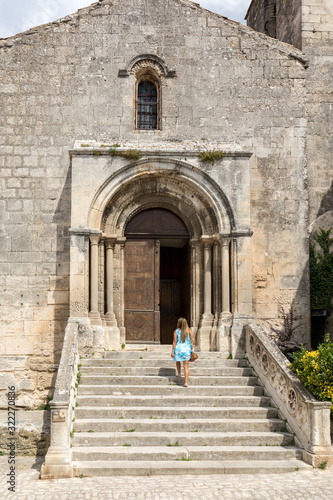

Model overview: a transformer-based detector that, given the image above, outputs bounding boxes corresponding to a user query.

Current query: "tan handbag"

[190,352,198,362]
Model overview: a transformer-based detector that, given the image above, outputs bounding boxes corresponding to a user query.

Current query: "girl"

[171,317,194,387]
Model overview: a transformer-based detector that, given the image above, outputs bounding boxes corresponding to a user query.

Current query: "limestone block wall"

[246,0,302,49]
[302,0,333,226]
[0,0,311,406]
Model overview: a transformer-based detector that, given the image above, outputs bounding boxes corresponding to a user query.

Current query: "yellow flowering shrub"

[291,334,333,417]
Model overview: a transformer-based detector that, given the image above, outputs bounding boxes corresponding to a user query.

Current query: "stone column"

[197,237,214,351]
[118,237,126,343]
[105,237,117,326]
[104,236,120,349]
[221,238,231,315]
[202,238,214,321]
[189,239,200,338]
[89,235,102,325]
[217,237,232,355]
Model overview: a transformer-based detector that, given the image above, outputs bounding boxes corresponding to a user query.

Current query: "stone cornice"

[69,141,252,159]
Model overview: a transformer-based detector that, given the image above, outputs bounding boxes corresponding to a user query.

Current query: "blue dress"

[173,328,192,362]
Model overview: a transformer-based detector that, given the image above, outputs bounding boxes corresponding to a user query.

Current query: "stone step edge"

[73,431,293,438]
[76,395,270,401]
[74,459,311,476]
[77,384,262,390]
[75,406,274,411]
[72,445,300,452]
[73,417,285,424]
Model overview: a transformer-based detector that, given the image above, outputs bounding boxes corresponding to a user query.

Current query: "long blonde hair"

[177,317,190,343]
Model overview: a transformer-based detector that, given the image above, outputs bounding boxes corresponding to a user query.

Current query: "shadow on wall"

[47,163,72,397]
[309,181,333,346]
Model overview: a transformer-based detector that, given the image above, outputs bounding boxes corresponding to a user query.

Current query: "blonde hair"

[177,317,189,343]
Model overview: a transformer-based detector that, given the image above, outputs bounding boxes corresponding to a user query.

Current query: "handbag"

[190,352,198,362]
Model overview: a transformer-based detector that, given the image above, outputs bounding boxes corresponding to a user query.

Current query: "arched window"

[137,80,158,130]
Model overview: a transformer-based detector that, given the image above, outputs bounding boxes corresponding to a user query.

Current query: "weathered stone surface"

[0,410,50,456]
[0,0,332,406]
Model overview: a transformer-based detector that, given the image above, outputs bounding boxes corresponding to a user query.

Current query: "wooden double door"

[124,239,190,344]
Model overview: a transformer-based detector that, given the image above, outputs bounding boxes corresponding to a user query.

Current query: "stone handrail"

[41,320,79,478]
[245,323,333,467]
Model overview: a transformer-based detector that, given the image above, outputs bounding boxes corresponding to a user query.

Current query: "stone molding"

[118,54,176,78]
[245,323,333,467]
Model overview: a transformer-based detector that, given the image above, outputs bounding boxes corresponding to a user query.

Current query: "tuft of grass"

[199,150,225,165]
[319,460,328,470]
[176,457,192,461]
[81,144,90,147]
[0,451,5,456]
[110,149,143,161]
[123,443,131,447]
[37,396,52,411]
[88,430,94,433]
[70,429,75,438]
[124,429,135,433]
[227,354,232,359]
[167,441,181,447]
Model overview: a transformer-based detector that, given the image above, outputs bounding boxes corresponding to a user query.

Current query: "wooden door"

[124,240,160,342]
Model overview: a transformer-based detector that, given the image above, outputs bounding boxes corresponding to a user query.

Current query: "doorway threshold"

[124,344,172,352]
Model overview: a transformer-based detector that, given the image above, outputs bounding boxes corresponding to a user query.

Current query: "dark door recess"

[124,208,190,344]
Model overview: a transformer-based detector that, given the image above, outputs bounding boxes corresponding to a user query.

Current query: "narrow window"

[137,80,158,130]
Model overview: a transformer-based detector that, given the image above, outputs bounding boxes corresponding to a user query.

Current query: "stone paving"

[1,456,333,499]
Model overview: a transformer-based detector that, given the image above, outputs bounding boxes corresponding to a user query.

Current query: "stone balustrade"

[245,323,333,467]
[41,320,79,479]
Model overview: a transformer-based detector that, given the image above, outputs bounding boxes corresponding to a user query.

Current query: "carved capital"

[89,235,100,246]
[201,235,214,249]
[105,236,117,250]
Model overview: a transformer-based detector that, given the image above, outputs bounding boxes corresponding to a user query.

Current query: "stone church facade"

[0,0,332,409]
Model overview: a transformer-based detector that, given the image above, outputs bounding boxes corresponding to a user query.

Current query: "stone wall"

[0,0,312,406]
[246,0,302,49]
[0,410,50,456]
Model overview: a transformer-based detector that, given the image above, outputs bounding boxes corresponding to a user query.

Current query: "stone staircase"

[72,350,311,476]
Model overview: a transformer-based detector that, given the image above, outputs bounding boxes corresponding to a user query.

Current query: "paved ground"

[1,456,333,499]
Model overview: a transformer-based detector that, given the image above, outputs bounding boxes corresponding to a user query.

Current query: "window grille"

[137,80,158,130]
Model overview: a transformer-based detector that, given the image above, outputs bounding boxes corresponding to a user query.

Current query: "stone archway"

[70,153,253,353]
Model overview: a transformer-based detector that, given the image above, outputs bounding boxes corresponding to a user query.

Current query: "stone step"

[103,351,233,359]
[75,406,278,420]
[77,385,264,396]
[73,418,287,433]
[79,375,259,386]
[74,459,311,476]
[75,395,271,408]
[72,431,294,447]
[79,366,254,376]
[81,359,249,367]
[71,445,301,462]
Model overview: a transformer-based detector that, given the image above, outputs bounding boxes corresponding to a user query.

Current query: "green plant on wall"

[309,228,333,310]
[198,150,225,165]
[291,334,333,417]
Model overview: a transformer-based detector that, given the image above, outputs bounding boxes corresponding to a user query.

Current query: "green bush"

[291,334,333,416]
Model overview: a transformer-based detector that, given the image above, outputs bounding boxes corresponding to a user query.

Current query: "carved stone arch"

[103,189,204,238]
[88,158,235,235]
[118,54,176,79]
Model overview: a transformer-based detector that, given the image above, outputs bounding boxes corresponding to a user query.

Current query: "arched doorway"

[124,208,190,344]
